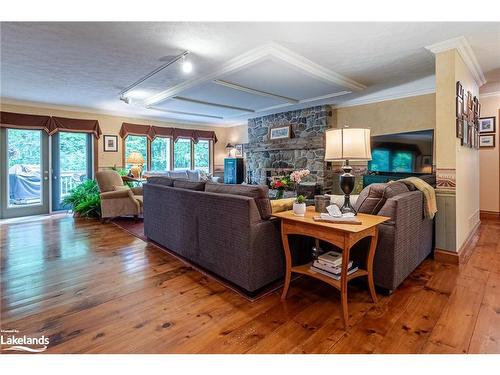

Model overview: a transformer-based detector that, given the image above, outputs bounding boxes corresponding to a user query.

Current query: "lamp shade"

[225,143,235,149]
[324,128,372,161]
[126,151,145,164]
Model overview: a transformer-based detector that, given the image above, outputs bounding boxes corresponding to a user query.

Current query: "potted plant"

[293,195,307,216]
[62,179,101,218]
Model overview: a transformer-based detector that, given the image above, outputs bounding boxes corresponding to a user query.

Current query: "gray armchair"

[95,170,143,220]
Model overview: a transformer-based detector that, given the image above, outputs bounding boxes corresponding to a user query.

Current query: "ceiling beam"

[147,106,224,119]
[173,96,255,113]
[213,79,299,104]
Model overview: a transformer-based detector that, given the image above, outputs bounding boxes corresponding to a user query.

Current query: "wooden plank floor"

[1,214,499,354]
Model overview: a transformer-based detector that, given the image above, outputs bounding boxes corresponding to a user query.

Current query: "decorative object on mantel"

[325,127,372,215]
[479,134,495,148]
[293,195,307,216]
[126,152,145,178]
[270,176,290,199]
[235,144,244,157]
[479,117,496,134]
[269,125,291,140]
[456,81,481,149]
[225,143,236,157]
[103,135,118,152]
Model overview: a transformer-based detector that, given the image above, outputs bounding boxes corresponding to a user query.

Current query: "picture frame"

[462,120,469,147]
[456,117,463,139]
[479,117,496,134]
[456,81,463,98]
[422,155,432,165]
[456,96,463,118]
[103,135,118,152]
[479,134,495,148]
[235,144,244,157]
[269,125,291,140]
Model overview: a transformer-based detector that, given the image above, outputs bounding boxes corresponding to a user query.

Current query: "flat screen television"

[368,130,434,174]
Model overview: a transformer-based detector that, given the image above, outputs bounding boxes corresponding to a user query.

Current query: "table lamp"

[324,128,371,214]
[225,143,236,157]
[127,151,145,178]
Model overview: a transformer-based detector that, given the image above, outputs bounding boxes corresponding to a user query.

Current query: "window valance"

[50,116,102,139]
[120,122,218,143]
[119,122,153,140]
[0,111,52,133]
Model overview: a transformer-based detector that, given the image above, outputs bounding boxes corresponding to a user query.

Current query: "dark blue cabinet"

[224,158,244,184]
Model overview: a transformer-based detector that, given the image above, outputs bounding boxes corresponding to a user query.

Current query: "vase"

[293,202,306,216]
[276,189,284,199]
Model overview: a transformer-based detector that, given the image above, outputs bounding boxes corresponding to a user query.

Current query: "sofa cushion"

[168,170,189,179]
[173,180,206,191]
[205,183,272,220]
[146,176,176,187]
[355,182,409,214]
[186,170,201,182]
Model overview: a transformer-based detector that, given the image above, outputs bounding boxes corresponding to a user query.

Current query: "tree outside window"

[194,140,210,173]
[151,137,171,171]
[173,138,192,170]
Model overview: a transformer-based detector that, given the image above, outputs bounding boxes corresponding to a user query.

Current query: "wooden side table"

[272,206,389,328]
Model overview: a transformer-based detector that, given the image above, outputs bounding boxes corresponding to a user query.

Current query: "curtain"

[50,116,101,138]
[0,111,52,133]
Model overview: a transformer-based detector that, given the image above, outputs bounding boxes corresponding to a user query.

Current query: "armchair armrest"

[100,189,133,199]
[131,186,143,195]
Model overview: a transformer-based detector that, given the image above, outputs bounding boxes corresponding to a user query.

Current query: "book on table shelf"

[310,264,359,280]
[317,251,344,267]
[312,259,353,275]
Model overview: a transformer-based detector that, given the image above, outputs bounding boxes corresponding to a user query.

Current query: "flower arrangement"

[270,176,291,199]
[290,169,310,184]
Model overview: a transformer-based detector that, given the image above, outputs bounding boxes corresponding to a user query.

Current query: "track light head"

[120,95,130,104]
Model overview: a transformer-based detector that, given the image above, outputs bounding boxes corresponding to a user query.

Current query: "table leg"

[281,226,292,301]
[366,228,379,304]
[340,245,351,328]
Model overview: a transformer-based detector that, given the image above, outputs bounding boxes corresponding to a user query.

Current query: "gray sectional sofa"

[143,178,284,294]
[143,177,434,295]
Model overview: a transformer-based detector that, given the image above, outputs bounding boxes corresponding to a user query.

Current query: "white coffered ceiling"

[1,22,499,126]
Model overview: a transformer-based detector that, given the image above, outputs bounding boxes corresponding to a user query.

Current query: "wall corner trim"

[425,36,486,87]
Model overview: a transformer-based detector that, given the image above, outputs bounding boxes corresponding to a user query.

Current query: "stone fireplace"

[245,105,333,191]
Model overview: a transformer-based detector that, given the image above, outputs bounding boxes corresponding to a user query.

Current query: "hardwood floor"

[1,214,499,354]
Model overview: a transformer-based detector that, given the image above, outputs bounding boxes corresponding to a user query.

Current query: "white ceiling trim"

[173,96,255,113]
[213,79,299,103]
[332,87,436,109]
[425,36,487,87]
[479,90,500,98]
[143,42,366,107]
[145,106,224,120]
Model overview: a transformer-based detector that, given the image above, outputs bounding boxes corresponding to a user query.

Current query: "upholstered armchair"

[95,170,143,221]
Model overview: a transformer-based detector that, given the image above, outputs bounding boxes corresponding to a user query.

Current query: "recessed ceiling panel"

[220,58,350,101]
[180,82,289,110]
[153,97,251,118]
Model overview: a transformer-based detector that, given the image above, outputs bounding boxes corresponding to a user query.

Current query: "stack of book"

[310,251,358,280]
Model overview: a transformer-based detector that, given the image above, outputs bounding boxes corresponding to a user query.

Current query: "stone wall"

[246,105,333,190]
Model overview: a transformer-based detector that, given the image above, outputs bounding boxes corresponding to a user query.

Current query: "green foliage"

[7,129,41,168]
[125,135,147,168]
[296,195,306,204]
[59,132,88,173]
[62,179,101,218]
[174,139,191,169]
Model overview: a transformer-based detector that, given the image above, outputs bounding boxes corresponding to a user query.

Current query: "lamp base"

[339,161,357,215]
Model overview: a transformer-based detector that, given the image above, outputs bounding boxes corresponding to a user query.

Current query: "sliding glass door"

[0,128,50,218]
[51,132,93,211]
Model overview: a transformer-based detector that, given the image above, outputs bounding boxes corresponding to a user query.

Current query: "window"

[151,137,171,171]
[369,149,390,172]
[125,135,147,169]
[369,148,414,173]
[194,140,210,173]
[173,138,192,170]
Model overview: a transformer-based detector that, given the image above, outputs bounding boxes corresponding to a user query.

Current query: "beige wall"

[479,95,500,213]
[0,101,240,170]
[334,94,436,135]
[434,49,480,252]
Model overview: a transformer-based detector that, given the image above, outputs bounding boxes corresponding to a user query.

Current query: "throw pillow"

[146,176,175,187]
[355,182,409,214]
[186,170,201,182]
[168,170,189,180]
[271,198,295,213]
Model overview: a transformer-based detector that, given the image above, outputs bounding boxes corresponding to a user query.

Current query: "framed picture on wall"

[235,144,244,157]
[103,135,118,152]
[269,125,291,140]
[456,96,463,118]
[479,134,495,148]
[462,120,469,146]
[456,81,463,98]
[479,117,496,133]
[456,117,463,138]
